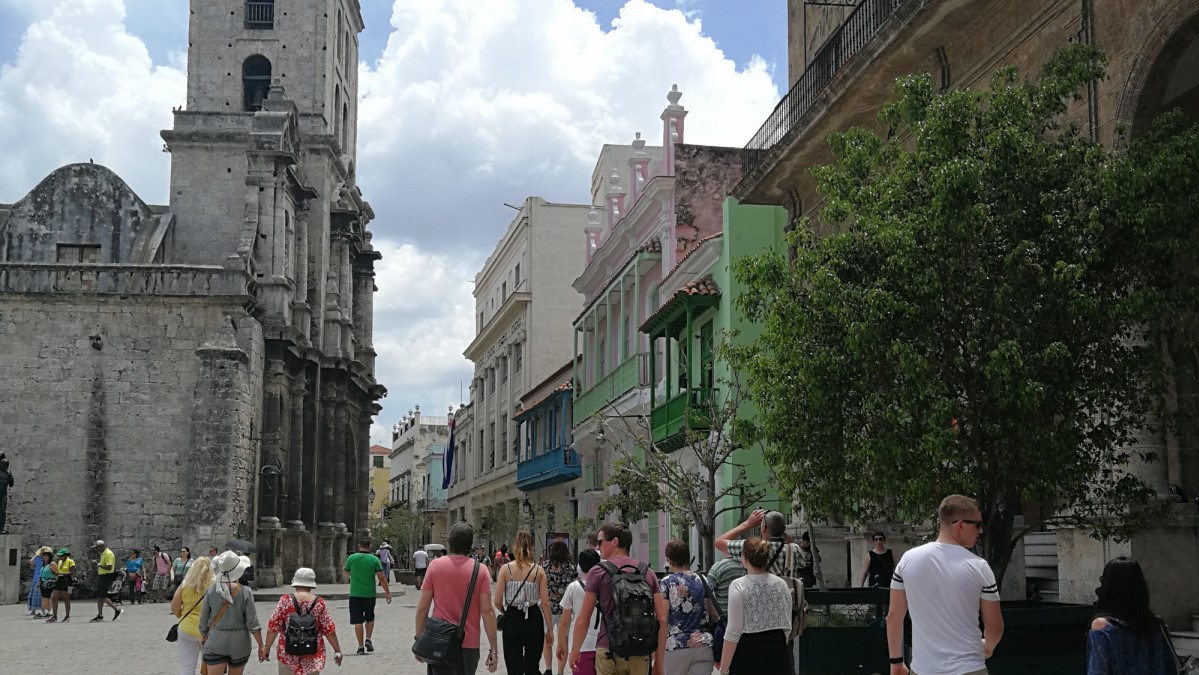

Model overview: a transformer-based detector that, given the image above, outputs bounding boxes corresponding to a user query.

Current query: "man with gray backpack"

[568,523,667,675]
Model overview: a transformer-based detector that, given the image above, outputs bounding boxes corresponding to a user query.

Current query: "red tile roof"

[574,237,663,323]
[369,444,390,455]
[639,274,721,332]
[514,379,574,420]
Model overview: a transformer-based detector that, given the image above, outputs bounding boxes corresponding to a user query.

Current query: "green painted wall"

[711,198,791,537]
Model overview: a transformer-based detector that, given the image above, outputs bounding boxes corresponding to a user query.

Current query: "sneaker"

[356,647,366,656]
[89,615,104,622]
[45,616,57,623]
[365,639,374,653]
[113,607,123,622]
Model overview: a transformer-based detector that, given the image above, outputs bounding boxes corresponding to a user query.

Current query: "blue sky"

[0,0,787,441]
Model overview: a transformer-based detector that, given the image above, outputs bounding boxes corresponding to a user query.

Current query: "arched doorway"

[1124,9,1199,137]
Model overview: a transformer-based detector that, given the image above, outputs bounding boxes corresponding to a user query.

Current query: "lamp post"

[523,495,535,554]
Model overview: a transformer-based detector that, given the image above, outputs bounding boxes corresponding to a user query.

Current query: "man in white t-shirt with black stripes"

[886,494,1004,675]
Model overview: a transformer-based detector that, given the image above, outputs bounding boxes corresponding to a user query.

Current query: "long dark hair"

[548,540,572,565]
[1094,557,1157,634]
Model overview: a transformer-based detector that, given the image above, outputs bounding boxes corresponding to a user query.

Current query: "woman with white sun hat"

[261,567,345,673]
[198,551,264,675]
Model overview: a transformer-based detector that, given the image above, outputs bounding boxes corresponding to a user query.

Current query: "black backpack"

[597,561,659,658]
[284,595,321,656]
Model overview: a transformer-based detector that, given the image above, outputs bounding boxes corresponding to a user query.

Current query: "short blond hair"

[938,495,981,526]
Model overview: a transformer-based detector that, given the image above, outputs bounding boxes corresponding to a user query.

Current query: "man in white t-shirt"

[558,548,602,675]
[412,548,429,590]
[886,495,1003,675]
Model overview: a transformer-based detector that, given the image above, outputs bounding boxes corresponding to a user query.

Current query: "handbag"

[697,572,726,662]
[166,593,205,642]
[498,563,536,632]
[413,560,480,666]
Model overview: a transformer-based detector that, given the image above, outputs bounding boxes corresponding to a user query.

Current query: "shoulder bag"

[413,560,480,666]
[165,592,205,642]
[498,563,536,632]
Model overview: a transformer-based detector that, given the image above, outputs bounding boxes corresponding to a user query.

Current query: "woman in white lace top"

[716,537,792,675]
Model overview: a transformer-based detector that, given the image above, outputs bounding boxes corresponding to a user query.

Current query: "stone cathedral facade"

[0,0,383,587]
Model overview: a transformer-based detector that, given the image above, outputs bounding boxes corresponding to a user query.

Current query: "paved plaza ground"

[0,585,516,674]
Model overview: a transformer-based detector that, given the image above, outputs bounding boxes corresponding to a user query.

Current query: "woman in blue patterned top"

[660,539,715,675]
[1087,557,1177,675]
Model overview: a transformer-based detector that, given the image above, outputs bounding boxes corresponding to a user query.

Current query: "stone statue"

[0,454,12,534]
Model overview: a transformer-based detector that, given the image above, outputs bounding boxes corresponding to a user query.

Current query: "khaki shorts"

[595,648,651,675]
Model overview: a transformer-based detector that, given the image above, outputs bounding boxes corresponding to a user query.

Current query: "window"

[487,368,495,394]
[488,422,496,469]
[700,321,714,390]
[478,431,485,472]
[243,55,272,111]
[500,356,508,384]
[597,337,606,379]
[245,0,274,29]
[502,282,507,299]
[500,415,508,463]
[479,312,484,332]
[622,311,631,359]
[513,344,523,373]
[372,455,384,469]
[514,263,521,288]
[56,244,101,263]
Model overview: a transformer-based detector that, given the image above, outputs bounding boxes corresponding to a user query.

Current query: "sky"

[0,0,787,444]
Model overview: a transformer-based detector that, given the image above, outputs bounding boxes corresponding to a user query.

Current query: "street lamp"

[523,496,535,552]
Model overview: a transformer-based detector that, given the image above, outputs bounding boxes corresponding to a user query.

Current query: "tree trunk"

[981,488,1020,589]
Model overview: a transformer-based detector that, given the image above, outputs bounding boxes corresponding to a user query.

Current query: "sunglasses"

[872,537,885,541]
[954,519,984,528]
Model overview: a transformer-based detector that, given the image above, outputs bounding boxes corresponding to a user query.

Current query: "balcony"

[516,446,582,492]
[650,387,716,452]
[245,1,274,29]
[573,353,647,426]
[417,497,447,512]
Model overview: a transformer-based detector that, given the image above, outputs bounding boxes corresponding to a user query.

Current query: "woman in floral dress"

[260,568,344,674]
[542,540,577,675]
[660,539,715,675]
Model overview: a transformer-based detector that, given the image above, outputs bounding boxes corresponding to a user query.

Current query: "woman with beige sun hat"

[261,567,345,673]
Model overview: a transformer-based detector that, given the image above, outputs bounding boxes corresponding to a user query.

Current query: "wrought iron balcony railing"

[742,0,905,178]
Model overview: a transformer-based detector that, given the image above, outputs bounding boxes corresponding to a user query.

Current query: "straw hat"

[36,546,53,556]
[213,551,252,580]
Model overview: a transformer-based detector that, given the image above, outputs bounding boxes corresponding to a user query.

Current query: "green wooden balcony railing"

[573,353,646,426]
[650,387,716,451]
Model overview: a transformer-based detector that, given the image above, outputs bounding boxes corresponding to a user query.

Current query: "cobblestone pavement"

[0,591,515,674]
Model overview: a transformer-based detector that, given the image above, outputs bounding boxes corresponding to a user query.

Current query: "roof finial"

[667,84,683,107]
[632,132,647,156]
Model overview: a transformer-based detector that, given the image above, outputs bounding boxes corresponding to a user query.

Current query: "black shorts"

[96,573,118,598]
[203,653,251,667]
[415,567,427,577]
[54,576,70,592]
[349,596,376,624]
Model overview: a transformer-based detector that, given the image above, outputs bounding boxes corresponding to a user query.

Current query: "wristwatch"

[889,656,904,664]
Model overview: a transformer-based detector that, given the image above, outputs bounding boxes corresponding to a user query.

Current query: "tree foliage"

[598,360,766,568]
[373,505,434,560]
[730,44,1199,581]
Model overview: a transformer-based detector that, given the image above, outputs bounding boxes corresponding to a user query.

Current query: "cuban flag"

[442,415,456,490]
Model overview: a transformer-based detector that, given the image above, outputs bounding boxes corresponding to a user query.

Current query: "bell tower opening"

[243,55,272,112]
[1132,13,1199,136]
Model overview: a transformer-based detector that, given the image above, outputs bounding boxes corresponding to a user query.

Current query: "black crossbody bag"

[413,560,480,666]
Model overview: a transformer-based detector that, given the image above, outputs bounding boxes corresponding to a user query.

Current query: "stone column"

[356,415,372,538]
[318,380,338,527]
[285,375,306,528]
[301,365,321,528]
[259,359,288,521]
[331,398,348,529]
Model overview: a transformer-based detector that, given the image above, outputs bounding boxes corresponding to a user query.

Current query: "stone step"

[1192,615,1199,633]
[253,584,410,604]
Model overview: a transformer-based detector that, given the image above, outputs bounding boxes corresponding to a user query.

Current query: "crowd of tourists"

[411,495,1188,675]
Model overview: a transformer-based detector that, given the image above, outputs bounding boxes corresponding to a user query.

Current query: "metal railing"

[742,0,905,177]
[245,1,275,29]
[573,353,648,426]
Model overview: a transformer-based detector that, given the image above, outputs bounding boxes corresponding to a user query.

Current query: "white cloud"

[0,0,183,204]
[0,0,781,445]
[357,0,779,249]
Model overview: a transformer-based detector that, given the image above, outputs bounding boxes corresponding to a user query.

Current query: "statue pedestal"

[256,518,283,589]
[0,534,25,605]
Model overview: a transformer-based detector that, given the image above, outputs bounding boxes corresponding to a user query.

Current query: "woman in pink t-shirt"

[415,522,500,675]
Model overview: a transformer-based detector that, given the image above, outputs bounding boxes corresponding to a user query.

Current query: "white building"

[448,197,589,552]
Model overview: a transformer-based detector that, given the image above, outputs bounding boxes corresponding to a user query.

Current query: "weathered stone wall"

[0,293,262,590]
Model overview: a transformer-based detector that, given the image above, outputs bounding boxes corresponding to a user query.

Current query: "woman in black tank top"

[858,532,895,587]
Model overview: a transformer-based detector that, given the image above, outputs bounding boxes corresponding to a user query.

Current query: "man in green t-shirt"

[344,538,391,655]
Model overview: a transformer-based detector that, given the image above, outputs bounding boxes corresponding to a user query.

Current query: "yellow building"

[369,444,391,521]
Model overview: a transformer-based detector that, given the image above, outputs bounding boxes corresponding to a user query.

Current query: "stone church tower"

[0,0,382,588]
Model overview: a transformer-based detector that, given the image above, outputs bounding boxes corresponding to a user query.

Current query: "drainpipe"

[1081,0,1099,142]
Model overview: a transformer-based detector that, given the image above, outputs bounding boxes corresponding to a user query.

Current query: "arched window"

[243,55,272,111]
[334,85,341,138]
[342,102,349,149]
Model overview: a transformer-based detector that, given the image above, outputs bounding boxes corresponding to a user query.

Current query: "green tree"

[731,44,1199,582]
[598,363,766,569]
[373,505,434,562]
